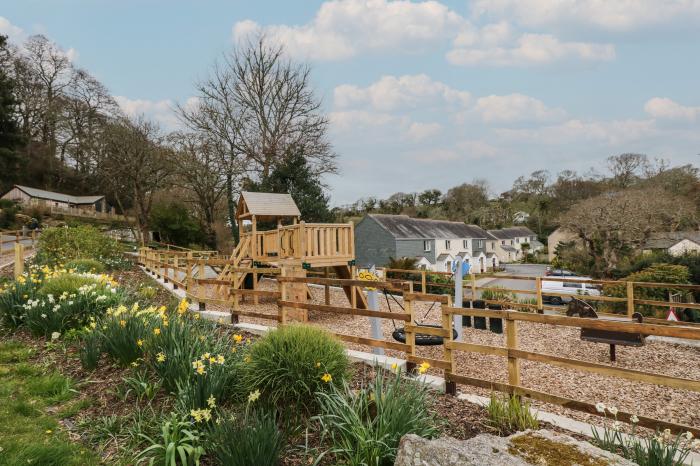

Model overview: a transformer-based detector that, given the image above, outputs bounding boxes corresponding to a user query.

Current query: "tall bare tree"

[168,131,227,247]
[607,153,649,188]
[99,117,172,242]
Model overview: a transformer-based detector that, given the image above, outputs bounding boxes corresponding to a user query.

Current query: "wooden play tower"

[218,192,367,311]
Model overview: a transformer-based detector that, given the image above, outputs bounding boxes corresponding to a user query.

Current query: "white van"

[541,276,600,305]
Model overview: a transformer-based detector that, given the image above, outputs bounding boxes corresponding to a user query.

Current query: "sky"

[2,0,700,205]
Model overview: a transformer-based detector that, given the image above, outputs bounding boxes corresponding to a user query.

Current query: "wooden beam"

[278,300,410,321]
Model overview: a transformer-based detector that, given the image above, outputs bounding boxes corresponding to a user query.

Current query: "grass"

[0,339,100,466]
[486,393,540,435]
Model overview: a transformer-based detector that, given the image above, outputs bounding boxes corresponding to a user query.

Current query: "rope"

[383,289,438,326]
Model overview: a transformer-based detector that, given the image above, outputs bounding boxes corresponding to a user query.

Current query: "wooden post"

[536,277,543,314]
[299,221,306,260]
[324,267,331,305]
[173,256,179,289]
[405,282,416,373]
[253,270,259,305]
[198,258,205,296]
[443,294,457,396]
[250,215,257,260]
[233,271,240,311]
[421,270,427,294]
[279,267,288,326]
[14,243,24,279]
[185,252,193,292]
[506,313,520,387]
[350,265,357,310]
[626,281,634,319]
[470,273,476,302]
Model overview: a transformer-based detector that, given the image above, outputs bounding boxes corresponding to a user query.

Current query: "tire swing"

[384,290,458,346]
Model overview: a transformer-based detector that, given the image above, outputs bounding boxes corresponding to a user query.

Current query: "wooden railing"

[1,230,38,255]
[49,206,134,222]
[241,221,355,265]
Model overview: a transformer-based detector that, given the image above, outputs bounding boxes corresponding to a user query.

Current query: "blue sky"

[3,0,700,205]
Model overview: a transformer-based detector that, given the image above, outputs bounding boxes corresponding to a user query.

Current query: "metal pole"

[367,265,384,356]
[453,257,463,341]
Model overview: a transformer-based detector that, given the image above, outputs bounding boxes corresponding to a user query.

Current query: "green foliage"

[65,258,106,273]
[121,372,163,403]
[36,225,122,267]
[604,264,691,316]
[314,367,441,466]
[243,325,349,412]
[138,285,158,301]
[207,410,284,466]
[246,149,333,222]
[136,413,205,466]
[0,277,37,329]
[480,286,516,304]
[38,273,99,297]
[0,35,25,193]
[485,393,539,435]
[98,304,153,366]
[150,202,205,248]
[79,330,102,371]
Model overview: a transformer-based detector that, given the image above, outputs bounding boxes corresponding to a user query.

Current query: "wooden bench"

[566,298,645,362]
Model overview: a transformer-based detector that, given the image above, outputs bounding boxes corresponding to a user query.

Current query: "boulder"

[394,429,635,466]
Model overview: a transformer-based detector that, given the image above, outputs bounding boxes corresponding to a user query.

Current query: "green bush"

[243,325,349,413]
[36,225,122,267]
[314,367,441,465]
[486,393,539,435]
[604,264,691,317]
[136,412,205,466]
[65,258,106,273]
[207,410,284,466]
[98,303,155,366]
[38,273,100,298]
[481,286,516,304]
[0,277,38,329]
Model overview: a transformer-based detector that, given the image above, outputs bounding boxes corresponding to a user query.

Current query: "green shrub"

[98,303,155,366]
[138,285,158,301]
[65,258,106,273]
[36,225,122,267]
[79,330,102,371]
[604,264,691,316]
[207,410,284,466]
[38,273,100,298]
[486,393,539,435]
[314,367,441,465]
[243,325,349,412]
[136,412,205,466]
[0,277,38,329]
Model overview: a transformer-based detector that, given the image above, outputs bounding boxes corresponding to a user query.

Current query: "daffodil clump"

[0,265,123,337]
[592,402,700,463]
[97,302,166,366]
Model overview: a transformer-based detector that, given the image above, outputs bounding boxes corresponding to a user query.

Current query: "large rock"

[394,429,635,466]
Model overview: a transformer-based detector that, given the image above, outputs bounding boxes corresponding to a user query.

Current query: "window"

[501,240,505,245]
[423,240,431,252]
[510,240,514,245]
[563,282,583,289]
[445,240,451,249]
[476,239,483,248]
[446,261,452,272]
[516,238,520,243]
[463,239,469,249]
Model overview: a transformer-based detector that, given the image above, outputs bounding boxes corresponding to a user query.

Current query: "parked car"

[541,276,600,305]
[545,267,577,277]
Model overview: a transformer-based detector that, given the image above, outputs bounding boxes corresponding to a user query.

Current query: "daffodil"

[321,373,332,383]
[233,334,243,343]
[216,355,225,365]
[207,395,216,408]
[595,402,606,414]
[418,362,430,374]
[156,352,166,363]
[137,339,143,347]
[248,389,260,403]
[153,328,161,335]
[119,319,127,328]
[196,365,206,375]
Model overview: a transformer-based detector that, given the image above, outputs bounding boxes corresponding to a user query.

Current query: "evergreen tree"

[247,148,333,222]
[0,35,24,192]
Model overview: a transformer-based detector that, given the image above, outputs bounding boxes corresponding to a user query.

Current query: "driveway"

[0,234,34,255]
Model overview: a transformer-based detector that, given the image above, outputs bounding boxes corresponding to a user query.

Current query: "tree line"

[335,153,699,277]
[0,34,336,248]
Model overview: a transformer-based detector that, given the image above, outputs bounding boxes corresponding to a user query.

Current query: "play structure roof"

[236,191,301,221]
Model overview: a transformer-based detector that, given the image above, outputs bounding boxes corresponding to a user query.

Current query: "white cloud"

[470,0,700,31]
[474,93,566,122]
[0,16,24,42]
[496,118,657,145]
[334,74,470,111]
[114,96,181,130]
[447,32,615,66]
[644,97,700,121]
[232,0,467,60]
[406,122,442,141]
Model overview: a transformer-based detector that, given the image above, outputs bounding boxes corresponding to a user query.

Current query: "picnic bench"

[566,298,645,362]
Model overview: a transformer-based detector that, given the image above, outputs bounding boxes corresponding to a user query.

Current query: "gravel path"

[197,278,700,430]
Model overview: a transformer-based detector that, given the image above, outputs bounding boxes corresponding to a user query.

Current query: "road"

[478,264,546,300]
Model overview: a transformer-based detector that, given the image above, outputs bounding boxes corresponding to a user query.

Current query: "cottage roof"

[501,245,518,252]
[368,214,490,240]
[488,226,536,240]
[644,231,700,250]
[12,185,104,204]
[436,253,454,261]
[236,191,301,221]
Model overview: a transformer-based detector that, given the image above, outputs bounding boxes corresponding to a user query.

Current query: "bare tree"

[99,117,172,242]
[558,188,696,275]
[607,153,648,188]
[168,131,228,246]
[230,36,336,178]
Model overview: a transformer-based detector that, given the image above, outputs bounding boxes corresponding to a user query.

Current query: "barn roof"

[236,191,301,221]
[367,214,491,239]
[11,185,104,204]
